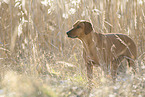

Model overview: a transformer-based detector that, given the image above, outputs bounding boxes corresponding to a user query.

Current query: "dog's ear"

[84,21,93,35]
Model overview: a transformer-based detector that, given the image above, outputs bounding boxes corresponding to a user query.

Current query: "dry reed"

[0,0,144,96]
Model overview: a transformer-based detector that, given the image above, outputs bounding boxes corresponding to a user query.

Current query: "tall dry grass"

[0,0,145,96]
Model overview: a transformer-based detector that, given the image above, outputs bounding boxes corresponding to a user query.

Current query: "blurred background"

[0,0,145,96]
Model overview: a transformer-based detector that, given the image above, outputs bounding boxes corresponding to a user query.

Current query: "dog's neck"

[79,31,96,47]
[79,31,98,55]
[79,31,100,65]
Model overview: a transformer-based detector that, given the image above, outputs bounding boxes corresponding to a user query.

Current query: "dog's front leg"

[111,60,118,82]
[87,62,93,79]
[86,62,93,90]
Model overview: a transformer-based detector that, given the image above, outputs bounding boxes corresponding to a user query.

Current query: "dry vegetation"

[0,0,145,96]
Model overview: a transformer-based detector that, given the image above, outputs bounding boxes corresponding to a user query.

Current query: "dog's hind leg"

[111,56,125,82]
[127,58,137,74]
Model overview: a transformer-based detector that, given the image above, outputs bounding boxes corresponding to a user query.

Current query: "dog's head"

[66,20,93,38]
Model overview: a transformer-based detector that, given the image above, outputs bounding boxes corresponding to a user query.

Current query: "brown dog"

[66,20,137,82]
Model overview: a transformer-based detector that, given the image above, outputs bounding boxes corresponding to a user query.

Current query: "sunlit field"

[0,0,145,96]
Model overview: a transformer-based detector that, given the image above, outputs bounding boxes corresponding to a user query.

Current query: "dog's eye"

[77,25,81,28]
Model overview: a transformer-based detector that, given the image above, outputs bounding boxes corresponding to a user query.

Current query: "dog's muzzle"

[66,31,78,38]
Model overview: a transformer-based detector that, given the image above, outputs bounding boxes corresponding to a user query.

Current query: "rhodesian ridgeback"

[66,20,137,82]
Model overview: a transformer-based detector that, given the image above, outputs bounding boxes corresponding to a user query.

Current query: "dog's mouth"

[66,31,78,38]
[67,35,78,38]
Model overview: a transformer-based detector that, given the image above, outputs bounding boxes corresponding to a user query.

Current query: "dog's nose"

[66,31,70,35]
[67,31,71,37]
[66,31,72,38]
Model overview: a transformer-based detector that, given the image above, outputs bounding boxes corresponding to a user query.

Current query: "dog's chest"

[85,46,100,65]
